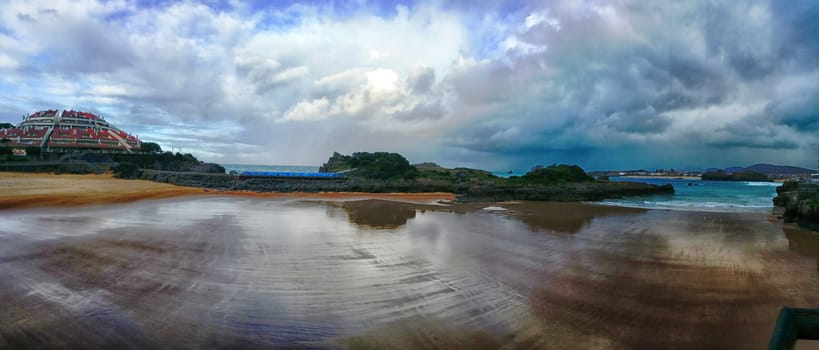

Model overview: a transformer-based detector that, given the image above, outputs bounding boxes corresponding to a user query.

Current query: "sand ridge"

[0,172,455,209]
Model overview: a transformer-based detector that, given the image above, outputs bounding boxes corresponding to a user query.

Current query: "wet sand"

[2,197,819,349]
[0,172,454,209]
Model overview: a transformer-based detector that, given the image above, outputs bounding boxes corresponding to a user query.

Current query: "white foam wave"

[482,206,507,211]
[743,181,780,187]
[596,200,773,213]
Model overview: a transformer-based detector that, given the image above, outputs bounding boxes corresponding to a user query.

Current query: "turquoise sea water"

[600,177,780,212]
[491,170,527,178]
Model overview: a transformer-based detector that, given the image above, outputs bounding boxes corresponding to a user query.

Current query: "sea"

[222,164,780,213]
[600,176,780,212]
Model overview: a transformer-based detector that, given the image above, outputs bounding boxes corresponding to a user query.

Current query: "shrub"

[518,164,595,184]
[702,170,770,181]
[348,152,418,180]
[139,142,162,154]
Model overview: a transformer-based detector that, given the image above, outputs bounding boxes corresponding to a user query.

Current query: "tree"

[139,142,162,154]
[0,138,10,156]
[24,147,41,157]
[702,170,770,182]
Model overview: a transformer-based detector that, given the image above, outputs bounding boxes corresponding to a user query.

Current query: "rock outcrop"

[130,169,673,202]
[117,151,676,202]
[774,181,819,231]
[702,170,771,181]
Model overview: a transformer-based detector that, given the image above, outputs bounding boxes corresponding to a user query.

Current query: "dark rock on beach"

[774,181,819,231]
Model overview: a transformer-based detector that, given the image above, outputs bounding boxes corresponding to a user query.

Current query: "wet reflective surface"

[1,197,819,349]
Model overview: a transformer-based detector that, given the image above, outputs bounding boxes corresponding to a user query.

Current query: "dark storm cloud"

[776,110,819,133]
[444,0,819,169]
[702,3,782,80]
[765,82,819,132]
[708,139,799,150]
[606,106,671,134]
[770,2,819,63]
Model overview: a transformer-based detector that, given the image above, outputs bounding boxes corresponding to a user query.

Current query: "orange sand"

[0,172,454,209]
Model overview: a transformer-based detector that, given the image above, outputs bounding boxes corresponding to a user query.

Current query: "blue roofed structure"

[239,171,345,179]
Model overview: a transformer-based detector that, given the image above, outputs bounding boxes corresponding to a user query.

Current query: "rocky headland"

[701,169,771,181]
[1,149,674,203]
[122,151,674,202]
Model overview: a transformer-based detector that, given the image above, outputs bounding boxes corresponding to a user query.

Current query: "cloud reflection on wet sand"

[1,197,818,349]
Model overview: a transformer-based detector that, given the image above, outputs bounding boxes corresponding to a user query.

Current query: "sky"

[0,0,817,171]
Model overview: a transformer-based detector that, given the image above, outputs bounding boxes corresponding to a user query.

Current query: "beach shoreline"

[0,187,810,349]
[0,172,455,210]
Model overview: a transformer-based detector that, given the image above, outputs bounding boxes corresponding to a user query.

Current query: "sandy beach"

[0,172,454,209]
[1,172,816,349]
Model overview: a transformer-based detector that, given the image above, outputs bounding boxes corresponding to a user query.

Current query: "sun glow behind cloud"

[0,0,817,170]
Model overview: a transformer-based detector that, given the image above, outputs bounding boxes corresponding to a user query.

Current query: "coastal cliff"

[125,152,674,202]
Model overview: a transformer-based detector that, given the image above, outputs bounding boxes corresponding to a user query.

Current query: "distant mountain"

[745,163,816,175]
[724,166,745,173]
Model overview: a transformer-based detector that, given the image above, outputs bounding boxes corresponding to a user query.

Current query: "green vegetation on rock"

[110,152,225,174]
[308,152,672,200]
[319,152,352,173]
[348,152,418,180]
[702,170,771,181]
[512,164,595,184]
[139,142,163,154]
[320,152,418,180]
